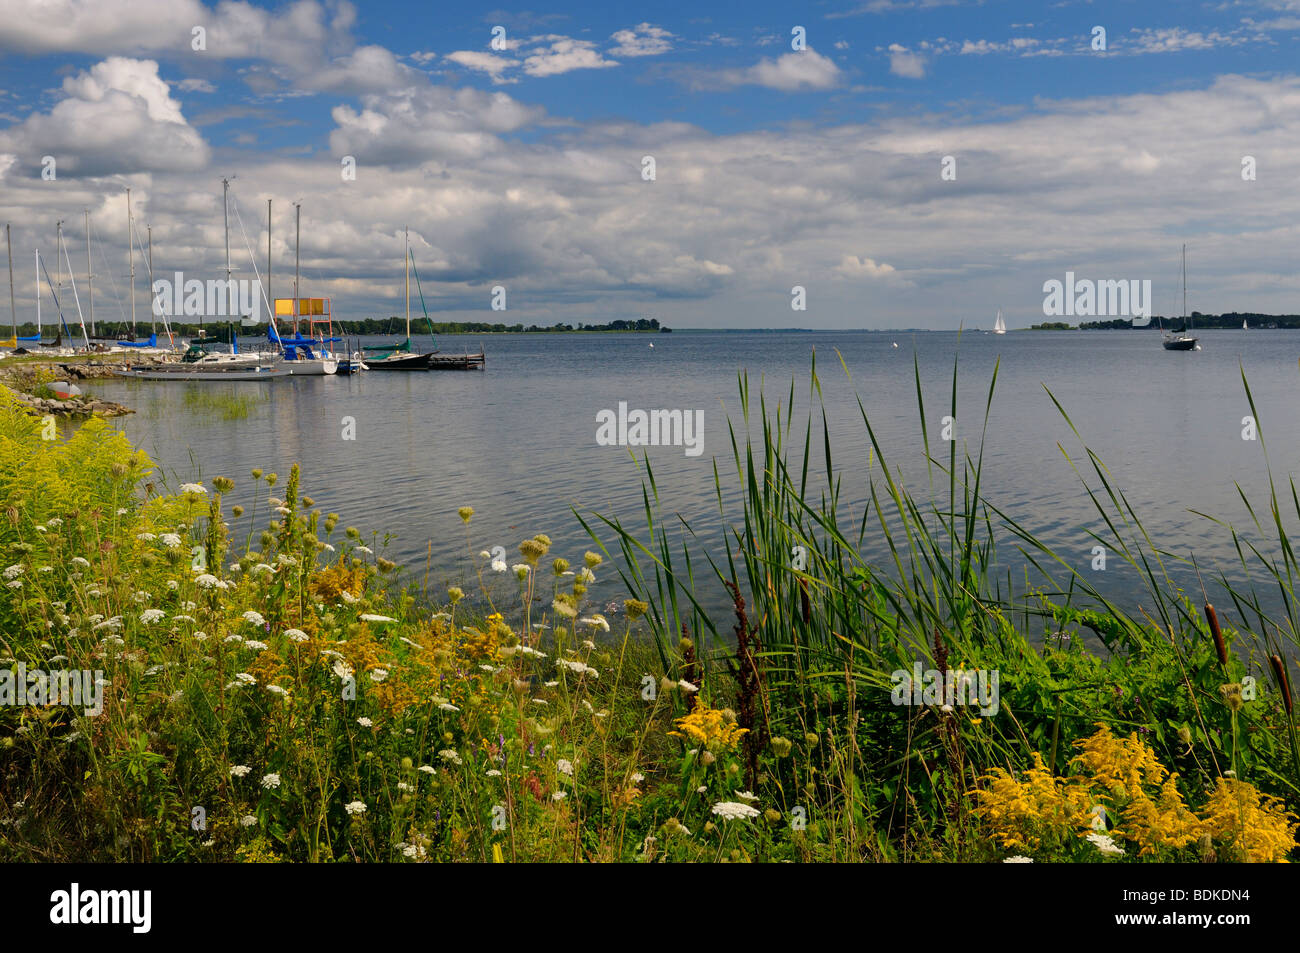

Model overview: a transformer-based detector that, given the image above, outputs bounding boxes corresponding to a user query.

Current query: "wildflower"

[490,557,507,573]
[439,749,463,765]
[584,551,603,568]
[735,790,759,802]
[552,595,578,618]
[631,772,645,784]
[139,609,166,624]
[438,702,460,712]
[552,791,567,801]
[557,759,574,776]
[359,614,395,623]
[340,591,357,604]
[478,550,490,559]
[486,769,502,777]
[267,685,289,698]
[670,703,748,751]
[418,765,436,775]
[136,532,156,542]
[558,659,599,678]
[355,545,373,556]
[678,679,699,693]
[242,610,266,627]
[160,533,182,549]
[244,640,269,652]
[71,556,91,569]
[180,482,206,495]
[285,628,309,642]
[623,599,648,620]
[230,765,251,778]
[447,586,464,604]
[2,565,23,580]
[344,801,367,816]
[712,801,761,821]
[1003,856,1034,863]
[1200,777,1298,863]
[332,660,354,680]
[513,563,530,580]
[519,538,548,566]
[261,773,281,790]
[370,668,389,682]
[195,574,218,588]
[240,815,258,827]
[357,717,373,728]
[1086,832,1125,856]
[234,673,256,685]
[458,506,474,523]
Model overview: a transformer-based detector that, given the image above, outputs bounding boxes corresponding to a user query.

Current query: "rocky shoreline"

[0,360,133,418]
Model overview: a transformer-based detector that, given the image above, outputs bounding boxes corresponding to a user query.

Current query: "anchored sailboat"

[1161,245,1197,351]
[993,309,1006,335]
[365,226,432,370]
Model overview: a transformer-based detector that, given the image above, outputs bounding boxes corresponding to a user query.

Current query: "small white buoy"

[892,342,898,348]
[648,343,654,348]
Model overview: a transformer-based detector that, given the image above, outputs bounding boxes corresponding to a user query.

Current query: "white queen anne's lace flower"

[261,773,281,789]
[180,483,207,495]
[345,800,367,816]
[139,609,166,624]
[711,801,761,821]
[242,610,266,626]
[230,765,251,778]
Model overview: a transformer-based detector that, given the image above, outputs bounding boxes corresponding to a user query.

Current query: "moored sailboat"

[1161,245,1197,351]
[365,226,433,370]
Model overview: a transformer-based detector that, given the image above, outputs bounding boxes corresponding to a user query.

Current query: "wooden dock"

[428,350,485,370]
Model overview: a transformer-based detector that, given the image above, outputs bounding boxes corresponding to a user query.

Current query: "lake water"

[86,328,1300,624]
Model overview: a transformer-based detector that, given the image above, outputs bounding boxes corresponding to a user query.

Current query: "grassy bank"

[0,352,1296,862]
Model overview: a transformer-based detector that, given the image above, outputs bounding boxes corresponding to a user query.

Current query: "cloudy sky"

[1,0,1300,330]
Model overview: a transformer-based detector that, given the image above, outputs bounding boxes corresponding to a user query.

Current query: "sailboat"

[1161,244,1197,351]
[269,202,338,375]
[993,310,1006,335]
[1243,319,1248,330]
[364,226,432,370]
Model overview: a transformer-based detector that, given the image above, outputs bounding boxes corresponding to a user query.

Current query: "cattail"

[1204,603,1228,666]
[1270,654,1294,716]
[799,578,811,625]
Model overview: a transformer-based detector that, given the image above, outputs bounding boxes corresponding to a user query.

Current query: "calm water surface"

[87,329,1300,622]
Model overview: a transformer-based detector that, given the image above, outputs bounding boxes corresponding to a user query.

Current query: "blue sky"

[2,0,1300,329]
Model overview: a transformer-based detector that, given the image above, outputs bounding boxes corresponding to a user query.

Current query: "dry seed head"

[519,538,547,565]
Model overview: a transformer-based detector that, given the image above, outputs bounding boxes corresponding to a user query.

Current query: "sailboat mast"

[404,225,410,340]
[34,249,40,338]
[147,225,154,333]
[294,202,300,336]
[1182,244,1187,321]
[7,223,15,341]
[266,199,272,327]
[85,208,95,336]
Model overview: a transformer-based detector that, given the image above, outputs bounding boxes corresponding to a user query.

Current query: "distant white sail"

[993,310,1006,334]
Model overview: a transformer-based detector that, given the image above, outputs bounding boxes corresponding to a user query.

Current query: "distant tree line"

[1076,313,1300,330]
[8,316,666,339]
